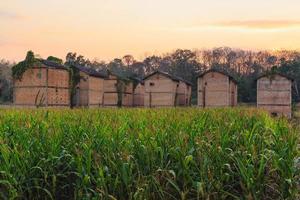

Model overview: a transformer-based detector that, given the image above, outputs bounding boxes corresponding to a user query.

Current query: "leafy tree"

[122,55,135,68]
[0,59,13,102]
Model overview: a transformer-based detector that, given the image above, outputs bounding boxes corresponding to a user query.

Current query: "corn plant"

[0,108,298,200]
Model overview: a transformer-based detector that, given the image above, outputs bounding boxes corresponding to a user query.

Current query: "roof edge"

[197,69,238,84]
[70,64,107,78]
[143,70,179,82]
[255,72,294,81]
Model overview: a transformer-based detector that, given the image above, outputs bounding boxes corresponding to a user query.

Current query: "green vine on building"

[113,74,131,107]
[67,65,81,108]
[12,51,42,80]
[47,56,63,65]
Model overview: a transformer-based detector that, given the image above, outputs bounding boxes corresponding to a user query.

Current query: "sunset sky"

[1,0,300,62]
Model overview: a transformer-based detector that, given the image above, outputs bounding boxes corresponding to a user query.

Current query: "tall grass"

[0,108,298,199]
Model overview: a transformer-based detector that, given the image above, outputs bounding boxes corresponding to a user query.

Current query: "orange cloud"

[213,20,300,29]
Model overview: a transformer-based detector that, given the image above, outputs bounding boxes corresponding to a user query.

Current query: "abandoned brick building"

[14,60,70,107]
[256,73,293,118]
[71,64,107,107]
[103,72,133,107]
[143,70,191,107]
[197,69,238,108]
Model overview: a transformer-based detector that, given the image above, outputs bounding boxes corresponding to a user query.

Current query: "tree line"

[1,47,300,104]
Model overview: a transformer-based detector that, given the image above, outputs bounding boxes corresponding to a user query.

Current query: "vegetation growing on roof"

[47,56,63,65]
[264,66,280,80]
[261,66,293,83]
[12,51,42,80]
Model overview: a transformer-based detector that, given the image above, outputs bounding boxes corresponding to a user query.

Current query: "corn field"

[0,108,298,199]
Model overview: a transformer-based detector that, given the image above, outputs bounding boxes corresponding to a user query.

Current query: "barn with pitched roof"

[143,70,191,107]
[197,69,238,107]
[70,64,107,107]
[256,73,293,118]
[14,60,70,107]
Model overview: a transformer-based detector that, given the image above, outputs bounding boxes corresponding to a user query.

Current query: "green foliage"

[0,79,12,102]
[47,56,63,65]
[115,78,131,107]
[0,108,298,199]
[68,66,81,107]
[278,60,300,102]
[0,59,13,102]
[12,51,41,80]
[263,66,280,81]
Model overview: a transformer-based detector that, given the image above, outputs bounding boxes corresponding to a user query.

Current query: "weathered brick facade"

[197,70,238,107]
[71,65,106,107]
[176,80,192,106]
[144,71,191,107]
[103,74,133,107]
[14,61,70,107]
[257,74,292,118]
[133,83,145,107]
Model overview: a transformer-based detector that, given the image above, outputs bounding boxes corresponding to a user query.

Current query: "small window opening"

[150,82,155,86]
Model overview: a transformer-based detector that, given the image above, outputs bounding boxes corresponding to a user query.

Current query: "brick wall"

[88,76,104,106]
[14,65,70,107]
[122,82,133,107]
[229,80,238,107]
[198,72,234,107]
[133,83,144,107]
[103,75,133,107]
[176,81,191,106]
[72,72,105,107]
[14,68,47,87]
[257,75,292,117]
[144,74,178,107]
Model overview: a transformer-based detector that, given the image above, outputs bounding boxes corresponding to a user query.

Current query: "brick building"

[256,73,293,118]
[143,70,191,107]
[197,69,238,107]
[71,64,107,107]
[14,60,70,107]
[103,72,133,107]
